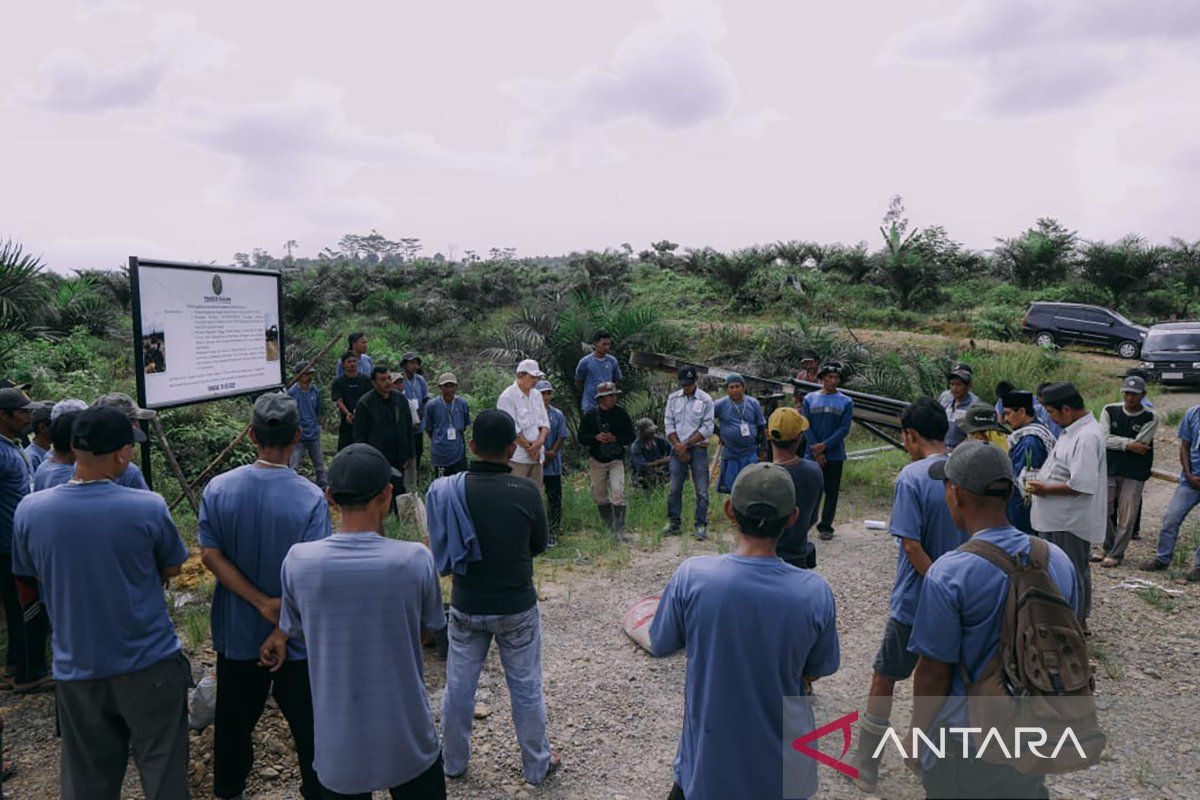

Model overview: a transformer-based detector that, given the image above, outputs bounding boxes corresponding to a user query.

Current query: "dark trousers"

[337,422,355,452]
[667,783,685,800]
[544,474,563,534]
[922,751,1048,799]
[1044,530,1092,622]
[320,755,445,800]
[57,653,191,800]
[214,655,320,800]
[817,459,845,532]
[413,432,424,470]
[0,554,49,683]
[433,459,469,478]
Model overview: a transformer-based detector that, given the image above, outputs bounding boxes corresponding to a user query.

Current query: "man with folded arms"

[495,360,550,489]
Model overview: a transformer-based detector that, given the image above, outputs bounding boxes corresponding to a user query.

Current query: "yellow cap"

[768,406,809,442]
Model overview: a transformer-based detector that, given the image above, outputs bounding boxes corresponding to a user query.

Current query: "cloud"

[500,0,741,163]
[38,235,173,273]
[21,13,230,114]
[727,108,785,139]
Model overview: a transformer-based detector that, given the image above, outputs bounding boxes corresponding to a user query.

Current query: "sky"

[3,0,1199,271]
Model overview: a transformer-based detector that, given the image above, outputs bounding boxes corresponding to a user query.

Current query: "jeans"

[288,439,327,488]
[319,755,445,800]
[1154,481,1200,567]
[1044,531,1092,622]
[667,448,709,529]
[441,606,551,784]
[1104,476,1144,560]
[543,474,563,534]
[817,459,845,532]
[588,458,626,506]
[0,554,49,684]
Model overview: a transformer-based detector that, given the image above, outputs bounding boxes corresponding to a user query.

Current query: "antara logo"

[791,711,859,779]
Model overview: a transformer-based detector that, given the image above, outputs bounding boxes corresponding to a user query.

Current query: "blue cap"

[536,379,553,392]
[725,373,745,386]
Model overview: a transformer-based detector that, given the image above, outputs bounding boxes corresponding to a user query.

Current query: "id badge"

[739,422,751,438]
[692,399,705,414]
[447,428,457,441]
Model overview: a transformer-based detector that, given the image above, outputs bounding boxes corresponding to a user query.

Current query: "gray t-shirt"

[280,534,446,794]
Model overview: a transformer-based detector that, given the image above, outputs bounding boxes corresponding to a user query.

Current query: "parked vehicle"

[1020,302,1148,359]
[1138,323,1200,386]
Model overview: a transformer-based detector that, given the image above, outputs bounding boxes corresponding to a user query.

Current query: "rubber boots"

[597,503,613,532]
[852,713,889,792]
[612,504,629,542]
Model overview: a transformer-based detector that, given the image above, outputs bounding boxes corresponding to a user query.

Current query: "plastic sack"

[188,673,217,731]
[395,493,429,540]
[622,593,662,653]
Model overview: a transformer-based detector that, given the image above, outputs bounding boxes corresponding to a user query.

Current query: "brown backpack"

[957,536,1107,775]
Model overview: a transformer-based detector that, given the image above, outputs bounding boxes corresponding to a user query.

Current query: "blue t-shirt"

[336,353,373,378]
[423,395,471,467]
[1007,433,1050,535]
[12,481,188,681]
[713,396,766,458]
[34,459,75,491]
[25,442,48,473]
[650,555,840,800]
[288,384,322,442]
[887,454,966,625]
[575,354,623,413]
[542,405,570,477]
[74,461,150,490]
[939,390,979,449]
[197,464,331,661]
[280,534,445,795]
[1178,405,1200,483]
[0,436,32,553]
[403,372,429,421]
[802,390,854,462]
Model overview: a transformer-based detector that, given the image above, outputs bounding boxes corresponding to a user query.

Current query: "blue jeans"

[667,447,709,528]
[288,438,327,488]
[1155,481,1200,567]
[442,606,551,784]
[717,451,758,494]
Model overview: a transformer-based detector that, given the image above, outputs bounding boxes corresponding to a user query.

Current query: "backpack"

[957,536,1107,775]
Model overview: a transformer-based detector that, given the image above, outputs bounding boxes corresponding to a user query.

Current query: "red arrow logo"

[791,710,859,779]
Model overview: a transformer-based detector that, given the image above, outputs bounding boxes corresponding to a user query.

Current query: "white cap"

[51,398,89,422]
[516,359,545,377]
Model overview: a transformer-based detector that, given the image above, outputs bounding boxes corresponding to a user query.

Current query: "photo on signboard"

[265,312,280,362]
[141,324,166,374]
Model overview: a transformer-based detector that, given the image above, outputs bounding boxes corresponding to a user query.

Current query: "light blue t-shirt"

[25,442,48,473]
[197,464,331,661]
[288,383,322,442]
[12,481,188,681]
[1177,405,1200,483]
[650,554,840,800]
[0,436,32,554]
[336,353,373,378]
[575,353,623,412]
[403,372,429,421]
[423,395,470,467]
[34,459,75,491]
[802,390,854,462]
[542,406,569,477]
[280,534,446,795]
[940,389,980,449]
[713,395,766,458]
[72,461,150,491]
[887,454,966,625]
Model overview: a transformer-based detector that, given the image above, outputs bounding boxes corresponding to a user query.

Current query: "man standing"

[713,374,767,495]
[796,350,820,384]
[1001,391,1056,536]
[939,366,978,449]
[401,352,429,486]
[906,441,1078,798]
[574,331,622,414]
[765,407,823,569]
[495,360,550,489]
[1098,375,1156,568]
[331,351,372,453]
[353,366,414,502]
[631,419,671,489]
[851,397,964,792]
[578,382,636,540]
[335,332,372,378]
[431,410,558,786]
[268,444,447,798]
[91,393,151,489]
[199,394,330,800]
[288,364,327,489]
[651,463,840,800]
[803,362,853,540]
[34,411,81,491]
[539,380,569,545]
[1141,403,1200,581]
[24,403,52,472]
[0,387,50,693]
[1027,381,1107,630]
[424,373,471,478]
[663,366,715,540]
[13,406,191,796]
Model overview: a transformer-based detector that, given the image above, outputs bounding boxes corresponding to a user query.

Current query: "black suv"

[1020,302,1147,359]
[1138,323,1200,385]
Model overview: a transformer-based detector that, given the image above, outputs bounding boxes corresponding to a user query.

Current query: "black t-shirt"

[452,461,549,615]
[776,459,824,565]
[331,374,371,423]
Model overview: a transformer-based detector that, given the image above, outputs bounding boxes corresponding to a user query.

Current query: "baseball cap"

[472,408,517,451]
[51,398,88,422]
[960,402,1011,435]
[72,406,146,453]
[636,418,657,434]
[536,379,553,393]
[1001,390,1035,413]
[401,351,421,366]
[327,444,401,506]
[0,388,32,411]
[731,463,796,520]
[724,373,745,386]
[817,362,844,378]
[29,401,53,426]
[0,379,31,392]
[294,363,316,377]
[252,393,300,430]
[948,367,973,384]
[767,407,809,442]
[798,350,819,364]
[517,359,545,377]
[94,391,153,421]
[1040,381,1081,406]
[595,381,621,398]
[677,366,698,385]
[928,440,1014,497]
[1122,375,1147,395]
[437,372,458,386]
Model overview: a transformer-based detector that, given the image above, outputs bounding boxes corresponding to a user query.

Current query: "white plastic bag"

[188,673,217,731]
[395,492,429,541]
[622,593,662,653]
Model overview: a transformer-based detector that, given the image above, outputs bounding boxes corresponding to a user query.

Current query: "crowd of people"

[0,329,1198,800]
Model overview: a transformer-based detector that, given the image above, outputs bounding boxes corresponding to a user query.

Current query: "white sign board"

[131,258,285,409]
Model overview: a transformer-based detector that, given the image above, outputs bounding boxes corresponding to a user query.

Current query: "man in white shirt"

[496,360,551,490]
[1027,381,1107,631]
[662,366,716,540]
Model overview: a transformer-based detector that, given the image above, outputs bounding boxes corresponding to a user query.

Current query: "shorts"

[872,617,917,680]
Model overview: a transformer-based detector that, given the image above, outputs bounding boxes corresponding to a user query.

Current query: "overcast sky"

[4,0,1199,271]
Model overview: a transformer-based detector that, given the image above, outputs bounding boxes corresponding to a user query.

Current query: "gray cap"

[928,440,1015,497]
[536,379,553,393]
[328,443,402,506]
[51,398,89,422]
[731,463,796,520]
[437,372,458,386]
[960,402,1011,435]
[636,417,657,434]
[0,388,33,411]
[1122,375,1147,395]
[94,391,153,421]
[252,392,300,430]
[724,373,745,386]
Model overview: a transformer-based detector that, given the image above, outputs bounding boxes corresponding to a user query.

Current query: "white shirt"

[1030,413,1108,543]
[664,388,715,444]
[496,381,550,464]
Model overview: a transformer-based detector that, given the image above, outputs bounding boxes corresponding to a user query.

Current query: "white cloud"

[74,0,139,22]
[727,108,784,139]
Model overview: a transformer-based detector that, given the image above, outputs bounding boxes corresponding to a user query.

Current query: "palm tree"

[0,240,50,360]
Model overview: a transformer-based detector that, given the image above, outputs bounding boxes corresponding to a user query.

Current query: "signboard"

[131,257,285,410]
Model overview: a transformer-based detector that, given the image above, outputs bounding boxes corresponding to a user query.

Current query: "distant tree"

[399,237,422,261]
[0,239,49,356]
[1078,236,1162,309]
[992,218,1078,288]
[252,248,273,269]
[283,239,298,259]
[872,196,942,310]
[820,242,872,282]
[707,248,767,308]
[233,252,251,268]
[1160,238,1200,317]
[570,249,631,296]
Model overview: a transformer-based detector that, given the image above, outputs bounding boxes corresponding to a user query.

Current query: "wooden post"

[151,414,198,515]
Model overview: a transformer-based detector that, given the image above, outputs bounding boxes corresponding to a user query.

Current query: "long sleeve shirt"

[664,389,715,446]
[577,406,636,463]
[352,390,415,469]
[802,390,854,462]
[1099,405,1158,451]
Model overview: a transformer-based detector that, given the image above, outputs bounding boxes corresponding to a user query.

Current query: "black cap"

[1002,390,1035,412]
[72,406,147,454]
[0,388,32,411]
[948,367,973,383]
[472,409,517,451]
[677,366,698,385]
[1040,381,1081,406]
[817,361,844,378]
[327,444,401,506]
[401,351,421,366]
